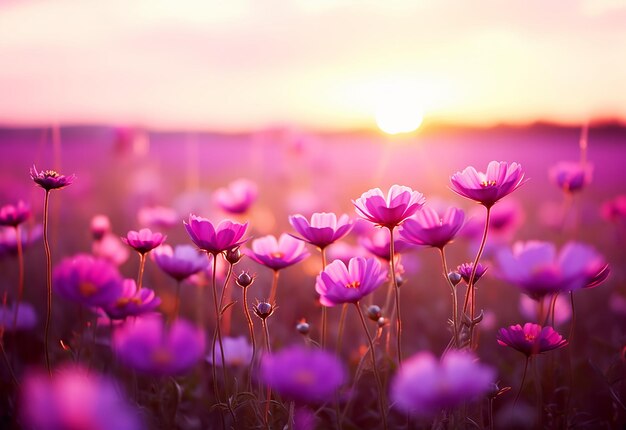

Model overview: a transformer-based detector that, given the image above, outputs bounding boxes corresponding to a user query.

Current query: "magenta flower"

[0,302,37,331]
[113,315,206,376]
[153,244,208,281]
[92,233,130,266]
[450,161,526,208]
[0,200,31,227]
[601,195,626,223]
[121,228,166,255]
[137,206,179,230]
[214,178,258,214]
[288,212,353,249]
[246,233,309,270]
[353,185,425,229]
[399,206,465,249]
[260,345,346,403]
[30,165,76,191]
[358,228,414,260]
[53,254,124,307]
[550,161,592,193]
[184,214,248,254]
[103,279,161,320]
[20,365,144,430]
[497,323,568,356]
[0,225,42,257]
[207,336,253,367]
[90,215,111,241]
[391,351,495,416]
[457,262,488,284]
[315,257,388,306]
[497,241,608,299]
[460,199,524,241]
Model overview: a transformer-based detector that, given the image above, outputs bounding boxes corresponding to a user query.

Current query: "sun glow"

[375,92,424,135]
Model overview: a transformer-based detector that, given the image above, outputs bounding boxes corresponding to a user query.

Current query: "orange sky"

[0,0,625,131]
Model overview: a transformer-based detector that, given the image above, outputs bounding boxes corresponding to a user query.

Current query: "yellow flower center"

[293,369,315,385]
[79,282,98,297]
[271,252,284,259]
[524,333,536,342]
[345,281,361,289]
[480,180,497,187]
[116,297,143,307]
[43,170,60,178]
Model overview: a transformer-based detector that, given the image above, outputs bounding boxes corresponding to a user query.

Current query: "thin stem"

[268,270,280,304]
[262,319,272,426]
[173,280,181,322]
[439,247,459,348]
[568,292,576,343]
[242,287,256,391]
[488,398,494,430]
[336,304,348,354]
[219,263,234,335]
[136,252,146,290]
[0,338,19,387]
[387,226,402,365]
[320,247,328,349]
[513,356,530,408]
[354,302,388,430]
[533,356,543,428]
[209,253,229,402]
[12,224,25,330]
[43,190,52,376]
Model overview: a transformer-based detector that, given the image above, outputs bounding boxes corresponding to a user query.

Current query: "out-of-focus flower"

[399,206,464,249]
[325,241,368,265]
[0,302,37,331]
[0,200,31,227]
[457,262,488,285]
[497,241,608,300]
[90,215,111,241]
[315,257,387,306]
[30,165,75,191]
[391,351,495,416]
[153,244,208,281]
[121,228,166,254]
[20,365,144,430]
[92,233,130,266]
[353,185,425,229]
[519,295,571,325]
[450,161,526,208]
[137,206,179,230]
[0,225,42,256]
[214,178,258,214]
[601,195,626,223]
[460,199,524,241]
[113,315,205,376]
[260,345,346,403]
[184,215,248,254]
[497,323,567,356]
[103,279,161,320]
[549,161,592,193]
[246,233,309,270]
[358,228,414,260]
[289,212,353,249]
[207,336,253,367]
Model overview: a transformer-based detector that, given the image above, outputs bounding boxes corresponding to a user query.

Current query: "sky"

[0,0,625,132]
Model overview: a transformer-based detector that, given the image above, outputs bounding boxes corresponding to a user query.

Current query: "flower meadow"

[0,126,625,430]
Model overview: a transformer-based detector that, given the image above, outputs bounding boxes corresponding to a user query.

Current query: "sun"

[375,93,424,135]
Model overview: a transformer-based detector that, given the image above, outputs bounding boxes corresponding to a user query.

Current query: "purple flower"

[113,315,206,376]
[30,165,76,191]
[353,185,426,229]
[358,228,414,260]
[260,345,346,403]
[246,233,309,270]
[184,214,248,254]
[450,161,526,208]
[53,254,124,307]
[519,295,571,326]
[399,206,465,249]
[207,336,253,367]
[153,244,208,281]
[20,365,144,430]
[550,161,592,193]
[497,241,608,299]
[103,279,161,320]
[288,212,353,249]
[0,225,42,257]
[497,323,568,356]
[460,199,524,241]
[0,302,37,331]
[0,200,31,227]
[214,178,258,214]
[315,257,387,306]
[457,262,488,284]
[92,233,130,266]
[391,350,495,416]
[121,228,166,254]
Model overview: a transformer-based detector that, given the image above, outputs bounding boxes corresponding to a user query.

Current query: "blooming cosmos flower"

[92,233,130,266]
[153,244,208,281]
[399,206,465,249]
[121,228,166,254]
[519,295,571,325]
[207,336,253,367]
[260,345,346,403]
[53,254,124,307]
[391,351,495,416]
[113,315,205,376]
[30,165,76,190]
[102,279,161,320]
[0,302,37,331]
[214,178,258,214]
[353,185,425,229]
[20,365,144,430]
[315,257,387,306]
[0,225,42,257]
[497,323,568,356]
[457,262,488,285]
[460,199,524,241]
[288,212,353,249]
[0,200,31,227]
[246,233,309,270]
[358,228,414,261]
[497,241,609,299]
[184,215,248,254]
[450,161,526,208]
[549,161,592,193]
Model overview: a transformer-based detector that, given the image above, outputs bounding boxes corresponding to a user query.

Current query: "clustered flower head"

[0,200,31,227]
[121,228,166,254]
[246,233,309,271]
[30,165,76,191]
[315,257,388,306]
[153,244,208,281]
[497,323,568,356]
[353,185,425,229]
[184,215,248,254]
[399,205,465,249]
[288,212,353,249]
[450,161,526,208]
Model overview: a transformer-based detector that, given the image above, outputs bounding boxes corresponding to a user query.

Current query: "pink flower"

[184,215,248,254]
[153,244,208,281]
[0,200,31,227]
[214,178,258,214]
[399,206,465,249]
[121,228,166,254]
[353,185,425,229]
[549,161,592,193]
[30,165,75,191]
[457,262,488,285]
[92,233,130,266]
[358,228,414,261]
[246,233,309,270]
[137,206,179,230]
[315,257,387,306]
[90,215,111,241]
[103,279,161,320]
[450,161,526,208]
[288,212,353,249]
[497,323,568,356]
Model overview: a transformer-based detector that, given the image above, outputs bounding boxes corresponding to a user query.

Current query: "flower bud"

[253,301,275,320]
[225,247,243,265]
[236,271,255,288]
[367,305,382,322]
[448,271,462,286]
[296,319,310,335]
[377,317,388,328]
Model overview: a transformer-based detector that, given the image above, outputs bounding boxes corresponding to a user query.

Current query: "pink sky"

[1,0,625,131]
